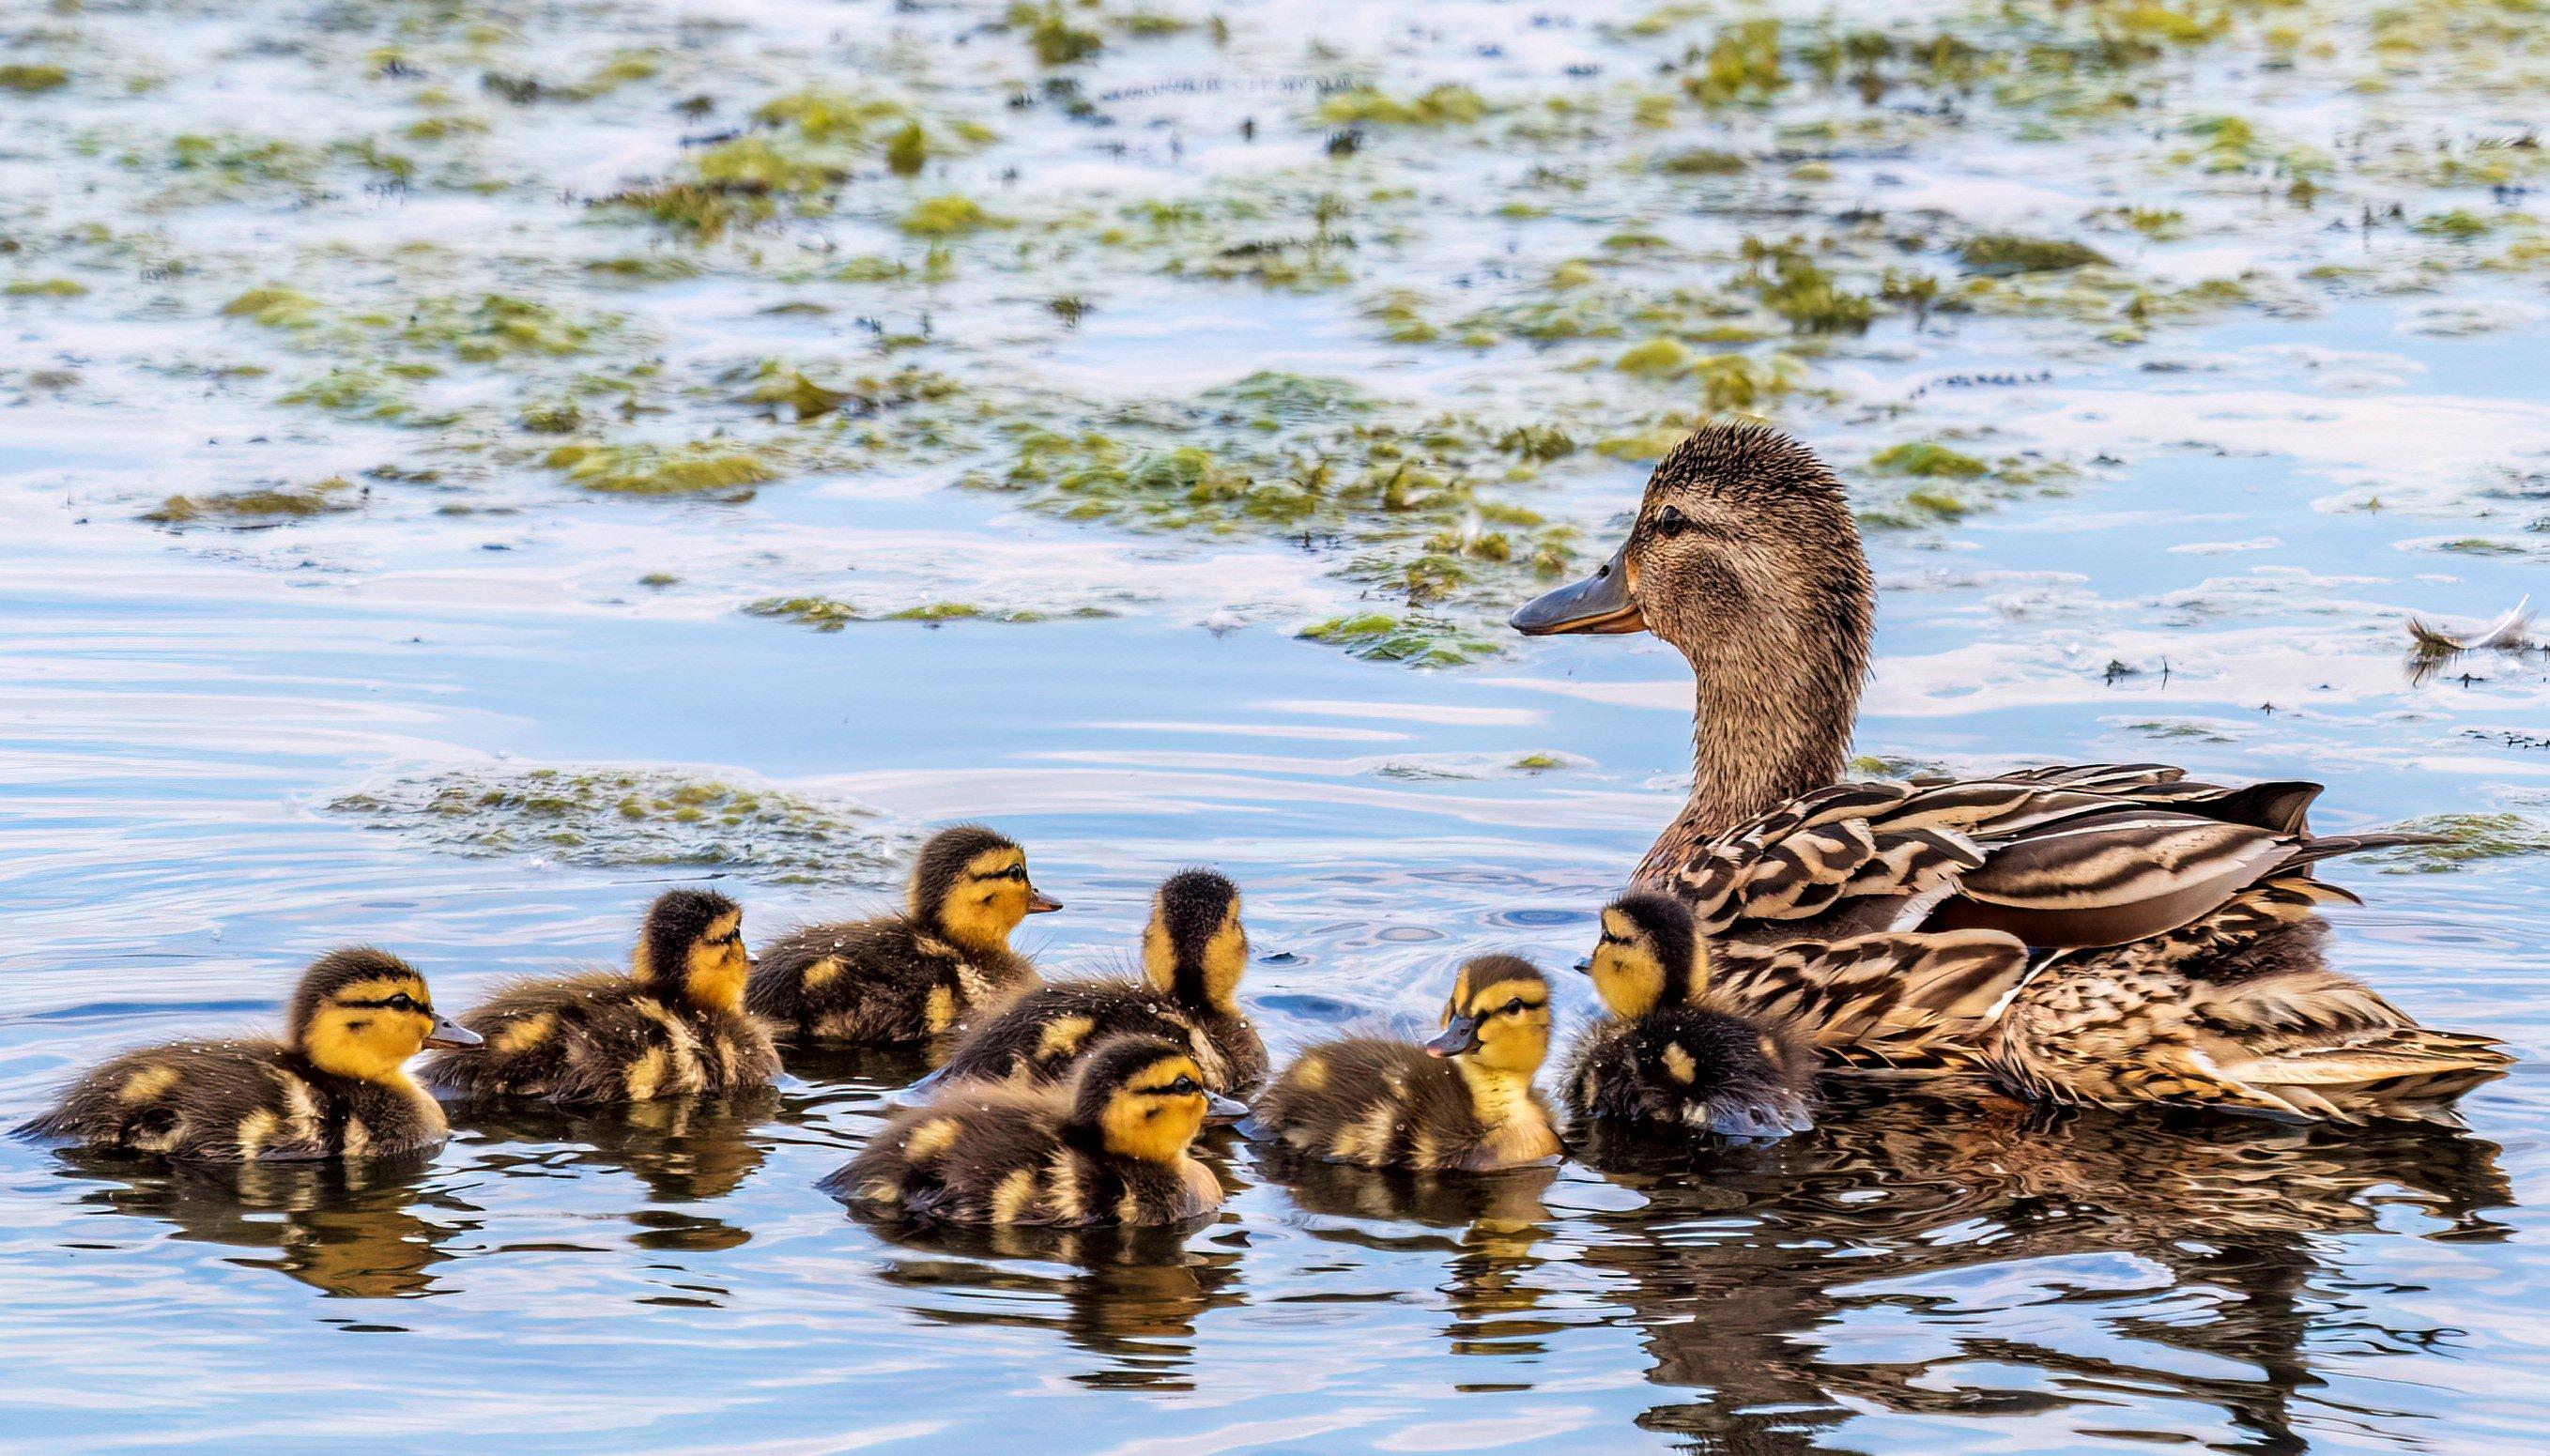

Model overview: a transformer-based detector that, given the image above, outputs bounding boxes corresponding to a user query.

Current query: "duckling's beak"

[425,1014,482,1050]
[1204,1091,1249,1123]
[1423,1012,1484,1059]
[1571,956,1593,975]
[1025,886,1063,914]
[1510,543,1645,636]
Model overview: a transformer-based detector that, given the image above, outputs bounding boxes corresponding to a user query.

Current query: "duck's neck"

[1636,640,1861,880]
[1455,1060,1544,1133]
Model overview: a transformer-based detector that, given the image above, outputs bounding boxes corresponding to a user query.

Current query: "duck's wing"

[1666,763,2426,951]
[1989,874,2512,1123]
[1707,930,2029,1072]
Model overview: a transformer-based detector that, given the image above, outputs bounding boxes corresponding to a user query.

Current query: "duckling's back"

[747,917,1036,1043]
[822,1083,1205,1226]
[23,1040,445,1161]
[423,972,778,1104]
[930,978,1260,1094]
[1252,1036,1489,1171]
[1563,1004,1817,1139]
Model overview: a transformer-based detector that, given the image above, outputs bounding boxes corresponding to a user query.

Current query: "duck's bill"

[1025,888,1064,914]
[425,1015,484,1050]
[1422,1013,1484,1059]
[1204,1091,1250,1123]
[1509,543,1646,636]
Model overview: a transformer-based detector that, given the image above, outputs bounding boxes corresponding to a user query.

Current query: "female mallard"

[422,888,778,1104]
[748,825,1059,1044]
[822,1034,1239,1227]
[1251,956,1563,1172]
[915,868,1265,1098]
[22,948,479,1161]
[1513,421,2511,1123]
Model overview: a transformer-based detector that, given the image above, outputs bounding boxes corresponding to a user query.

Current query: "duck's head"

[631,888,748,1013]
[1423,955,1552,1077]
[1509,422,1875,828]
[1072,1035,1242,1165]
[1577,892,1703,1019]
[1141,868,1247,1015]
[911,825,1061,955]
[291,947,478,1082]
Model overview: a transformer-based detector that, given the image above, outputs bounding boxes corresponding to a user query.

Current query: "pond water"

[3,1,2547,1451]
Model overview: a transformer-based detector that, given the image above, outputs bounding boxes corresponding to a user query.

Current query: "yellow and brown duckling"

[748,825,1059,1044]
[822,1034,1240,1226]
[22,948,478,1161]
[916,868,1266,1099]
[422,888,778,1105]
[1251,955,1563,1172]
[1566,892,1817,1139]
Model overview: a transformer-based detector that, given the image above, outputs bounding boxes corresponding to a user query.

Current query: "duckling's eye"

[1651,504,1690,535]
[385,992,418,1012]
[1502,998,1527,1016]
[1163,1075,1199,1096]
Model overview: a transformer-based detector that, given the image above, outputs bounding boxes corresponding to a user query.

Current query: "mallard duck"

[21,948,479,1161]
[422,888,778,1104]
[748,825,1058,1043]
[1513,421,2512,1122]
[914,868,1266,1098]
[822,1034,1240,1226]
[1565,892,1818,1138]
[1251,955,1563,1172]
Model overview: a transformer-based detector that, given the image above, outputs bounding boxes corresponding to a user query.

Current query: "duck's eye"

[1502,998,1527,1016]
[1651,504,1689,535]
[385,992,417,1012]
[1164,1076,1199,1096]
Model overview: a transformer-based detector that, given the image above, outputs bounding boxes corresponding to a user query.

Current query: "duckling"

[422,888,778,1105]
[1564,892,1817,1139]
[1251,955,1563,1172]
[918,868,1267,1098]
[748,825,1059,1044]
[822,1034,1241,1226]
[21,948,479,1161]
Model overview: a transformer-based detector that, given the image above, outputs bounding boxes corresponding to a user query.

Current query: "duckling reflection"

[47,1148,462,1299]
[1258,1150,1562,1358]
[863,1216,1246,1391]
[459,1088,778,1249]
[1575,1082,2512,1454]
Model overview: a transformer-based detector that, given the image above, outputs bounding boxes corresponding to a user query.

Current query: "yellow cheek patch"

[1037,1016,1095,1061]
[491,1013,554,1054]
[119,1065,178,1104]
[903,1118,960,1161]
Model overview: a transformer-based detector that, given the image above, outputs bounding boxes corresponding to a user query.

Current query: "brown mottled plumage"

[1563,893,1818,1138]
[1513,422,2511,1120]
[22,948,477,1161]
[747,825,1056,1043]
[1251,956,1562,1172]
[919,869,1266,1097]
[822,1035,1231,1227]
[422,889,778,1105]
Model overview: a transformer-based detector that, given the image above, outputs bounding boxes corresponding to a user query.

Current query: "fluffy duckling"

[822,1034,1241,1226]
[1252,955,1563,1172]
[919,868,1267,1098]
[422,889,778,1105]
[1565,892,1817,1139]
[22,948,479,1161]
[748,825,1059,1043]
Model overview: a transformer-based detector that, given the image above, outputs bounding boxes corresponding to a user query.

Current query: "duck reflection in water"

[48,1148,465,1299]
[1572,1082,2512,1454]
[857,1132,1250,1392]
[1256,1147,1564,1358]
[461,1087,780,1250]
